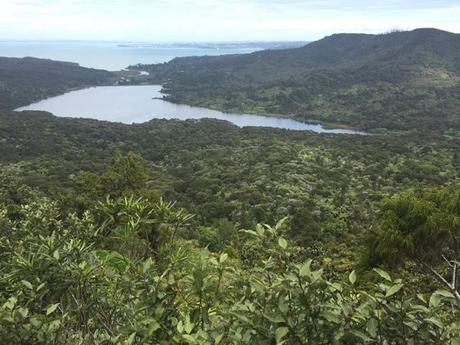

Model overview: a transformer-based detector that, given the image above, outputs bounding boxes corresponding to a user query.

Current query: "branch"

[442,255,454,268]
[453,261,458,291]
[420,261,460,303]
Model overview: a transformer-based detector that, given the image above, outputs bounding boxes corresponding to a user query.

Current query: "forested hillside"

[2,110,459,239]
[0,57,114,110]
[0,110,459,343]
[133,28,460,132]
[1,27,460,344]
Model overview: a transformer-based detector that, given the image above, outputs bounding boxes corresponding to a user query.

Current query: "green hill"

[0,57,114,110]
[133,28,460,132]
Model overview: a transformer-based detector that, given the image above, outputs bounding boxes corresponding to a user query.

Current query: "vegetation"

[0,57,114,110]
[1,194,459,344]
[2,111,459,252]
[363,187,460,301]
[0,109,459,343]
[1,27,460,343]
[132,28,460,132]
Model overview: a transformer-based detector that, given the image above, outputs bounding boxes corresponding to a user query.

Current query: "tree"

[364,189,460,301]
[96,196,194,263]
[100,152,150,197]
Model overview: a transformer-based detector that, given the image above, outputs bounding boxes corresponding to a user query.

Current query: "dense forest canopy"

[0,57,114,111]
[132,28,460,132]
[0,109,459,343]
[1,27,460,344]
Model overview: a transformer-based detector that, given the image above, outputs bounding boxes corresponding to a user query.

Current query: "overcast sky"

[1,0,459,42]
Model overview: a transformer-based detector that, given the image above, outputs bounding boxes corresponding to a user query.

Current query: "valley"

[0,28,459,344]
[132,28,460,132]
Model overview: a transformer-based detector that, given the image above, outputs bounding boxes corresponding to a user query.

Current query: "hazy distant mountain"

[134,28,460,131]
[0,57,113,110]
[118,41,308,50]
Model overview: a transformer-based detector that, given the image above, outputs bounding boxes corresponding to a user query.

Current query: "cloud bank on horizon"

[1,0,459,41]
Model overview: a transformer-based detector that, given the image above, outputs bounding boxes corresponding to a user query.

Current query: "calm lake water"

[16,85,364,134]
[0,41,262,70]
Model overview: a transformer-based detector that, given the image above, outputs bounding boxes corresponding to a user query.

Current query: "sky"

[1,0,459,42]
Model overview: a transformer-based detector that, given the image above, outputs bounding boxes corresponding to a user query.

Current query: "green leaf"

[230,311,252,325]
[147,319,160,336]
[219,253,228,264]
[385,283,403,297]
[53,249,60,260]
[373,268,392,282]
[417,293,427,304]
[3,296,17,310]
[184,316,193,334]
[350,330,372,342]
[320,310,340,324]
[429,293,441,308]
[213,334,224,344]
[327,282,342,292]
[127,332,136,345]
[275,327,289,344]
[250,277,266,293]
[240,229,259,238]
[46,303,60,316]
[48,319,61,332]
[30,317,41,328]
[433,290,455,299]
[278,237,288,249]
[17,307,29,318]
[410,305,430,313]
[278,296,289,314]
[177,320,184,333]
[255,224,265,237]
[367,318,378,338]
[424,317,444,329]
[349,270,357,285]
[264,313,285,324]
[142,258,154,273]
[182,334,196,343]
[21,280,33,290]
[275,217,288,230]
[299,260,312,277]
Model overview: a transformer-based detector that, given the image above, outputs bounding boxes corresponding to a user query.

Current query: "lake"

[0,41,264,70]
[16,85,364,134]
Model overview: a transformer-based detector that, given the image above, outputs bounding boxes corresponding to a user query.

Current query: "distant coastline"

[0,40,297,70]
[116,41,308,50]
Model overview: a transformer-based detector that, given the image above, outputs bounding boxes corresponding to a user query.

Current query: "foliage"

[0,114,459,343]
[363,186,460,301]
[1,111,459,266]
[2,29,460,343]
[133,28,460,132]
[0,195,459,344]
[0,57,114,110]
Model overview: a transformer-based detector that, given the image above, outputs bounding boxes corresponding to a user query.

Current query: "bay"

[0,41,264,70]
[16,85,365,134]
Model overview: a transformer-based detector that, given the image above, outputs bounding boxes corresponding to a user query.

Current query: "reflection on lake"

[16,85,365,134]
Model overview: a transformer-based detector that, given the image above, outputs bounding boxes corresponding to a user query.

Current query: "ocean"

[0,40,263,71]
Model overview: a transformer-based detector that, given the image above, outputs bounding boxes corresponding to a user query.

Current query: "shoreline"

[14,84,368,135]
